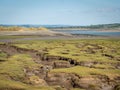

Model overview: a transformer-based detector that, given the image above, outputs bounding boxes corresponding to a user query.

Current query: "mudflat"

[0,30,120,43]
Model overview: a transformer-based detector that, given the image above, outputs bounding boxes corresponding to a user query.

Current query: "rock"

[73,77,102,89]
[46,73,73,89]
[53,61,71,68]
[78,61,94,67]
[29,75,47,86]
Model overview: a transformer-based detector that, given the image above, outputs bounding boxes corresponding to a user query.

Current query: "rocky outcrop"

[53,61,71,68]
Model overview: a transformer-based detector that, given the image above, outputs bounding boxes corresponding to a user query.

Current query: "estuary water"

[52,30,120,36]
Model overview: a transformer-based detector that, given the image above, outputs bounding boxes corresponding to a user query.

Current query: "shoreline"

[0,34,119,43]
[50,28,120,32]
[0,30,120,43]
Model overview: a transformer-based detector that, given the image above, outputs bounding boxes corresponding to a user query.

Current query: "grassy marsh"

[0,39,120,90]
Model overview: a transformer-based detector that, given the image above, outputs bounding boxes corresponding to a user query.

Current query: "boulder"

[29,75,48,86]
[53,61,71,68]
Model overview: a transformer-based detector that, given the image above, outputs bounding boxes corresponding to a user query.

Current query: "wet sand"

[0,30,120,43]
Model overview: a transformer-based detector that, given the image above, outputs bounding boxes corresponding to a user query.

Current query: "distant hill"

[0,26,48,31]
[0,24,71,28]
[46,23,120,29]
[0,23,120,30]
[81,23,120,29]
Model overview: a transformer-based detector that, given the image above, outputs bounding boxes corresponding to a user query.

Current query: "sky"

[0,0,120,25]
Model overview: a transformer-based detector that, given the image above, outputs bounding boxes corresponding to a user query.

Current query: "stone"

[29,75,47,86]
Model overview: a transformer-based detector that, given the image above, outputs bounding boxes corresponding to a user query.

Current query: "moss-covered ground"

[14,39,120,63]
[0,39,120,90]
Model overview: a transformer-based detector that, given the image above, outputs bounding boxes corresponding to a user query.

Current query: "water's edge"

[52,30,120,36]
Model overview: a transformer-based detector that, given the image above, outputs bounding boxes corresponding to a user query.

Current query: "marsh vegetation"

[0,39,120,90]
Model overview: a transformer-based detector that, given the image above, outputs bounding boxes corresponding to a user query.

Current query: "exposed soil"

[0,43,119,90]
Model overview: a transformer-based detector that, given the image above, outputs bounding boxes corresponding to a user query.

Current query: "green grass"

[13,39,120,63]
[0,54,38,79]
[52,66,120,77]
[71,88,85,90]
[0,51,7,58]
[0,54,51,90]
[0,51,8,62]
[0,77,55,90]
[12,39,120,77]
[93,64,115,69]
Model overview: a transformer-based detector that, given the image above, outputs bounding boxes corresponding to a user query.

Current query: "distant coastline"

[50,28,120,32]
[0,23,120,32]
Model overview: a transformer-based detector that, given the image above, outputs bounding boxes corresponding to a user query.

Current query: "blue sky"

[0,0,120,25]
